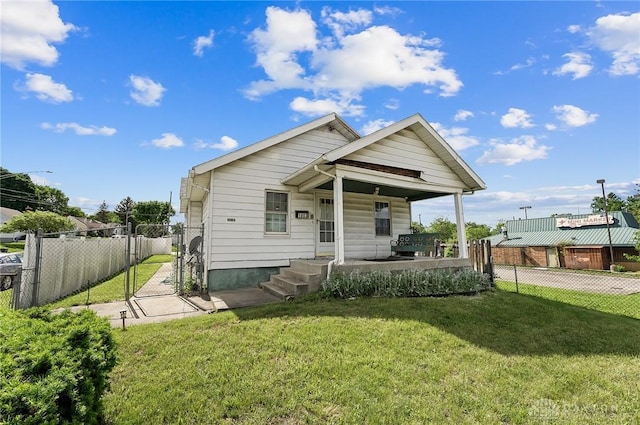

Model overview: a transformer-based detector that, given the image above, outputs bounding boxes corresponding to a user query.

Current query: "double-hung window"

[375,201,391,236]
[265,191,288,234]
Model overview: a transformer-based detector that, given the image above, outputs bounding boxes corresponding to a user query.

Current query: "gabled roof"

[191,113,360,176]
[282,113,486,192]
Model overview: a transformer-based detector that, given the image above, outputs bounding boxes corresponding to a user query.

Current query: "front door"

[316,196,335,256]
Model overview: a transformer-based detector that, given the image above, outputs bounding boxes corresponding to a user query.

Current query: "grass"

[48,254,174,309]
[0,242,25,253]
[102,291,640,424]
[496,280,640,320]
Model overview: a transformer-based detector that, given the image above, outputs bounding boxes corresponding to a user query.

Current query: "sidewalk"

[64,263,281,327]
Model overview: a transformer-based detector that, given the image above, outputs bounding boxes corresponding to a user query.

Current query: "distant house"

[67,216,112,237]
[487,212,639,271]
[180,113,486,291]
[0,206,24,242]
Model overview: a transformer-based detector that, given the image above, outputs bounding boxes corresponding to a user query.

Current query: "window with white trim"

[265,191,288,234]
[375,201,391,236]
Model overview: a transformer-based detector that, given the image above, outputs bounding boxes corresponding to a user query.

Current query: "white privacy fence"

[13,229,172,309]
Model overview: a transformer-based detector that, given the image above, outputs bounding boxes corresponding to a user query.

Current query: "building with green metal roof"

[486,211,639,271]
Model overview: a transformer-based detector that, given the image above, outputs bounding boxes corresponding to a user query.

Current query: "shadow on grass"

[231,290,640,357]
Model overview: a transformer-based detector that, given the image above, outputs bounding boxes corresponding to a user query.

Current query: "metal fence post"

[513,264,519,293]
[31,229,44,307]
[125,222,131,301]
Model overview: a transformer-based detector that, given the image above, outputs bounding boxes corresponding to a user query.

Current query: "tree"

[490,220,506,236]
[35,185,69,214]
[591,192,625,213]
[411,221,428,234]
[465,222,491,240]
[426,217,457,242]
[133,201,175,225]
[63,206,86,217]
[0,167,38,211]
[0,211,74,234]
[93,201,110,223]
[115,196,136,228]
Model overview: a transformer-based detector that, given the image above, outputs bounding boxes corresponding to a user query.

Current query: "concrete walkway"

[63,264,283,328]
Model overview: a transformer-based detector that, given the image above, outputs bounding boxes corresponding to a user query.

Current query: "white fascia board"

[336,165,463,194]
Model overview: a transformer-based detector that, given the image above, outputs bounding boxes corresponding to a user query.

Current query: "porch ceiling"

[315,179,448,201]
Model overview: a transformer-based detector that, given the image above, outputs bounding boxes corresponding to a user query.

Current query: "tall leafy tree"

[0,167,38,211]
[133,201,175,224]
[35,185,69,214]
[115,196,137,228]
[0,211,74,234]
[411,221,428,234]
[465,222,491,240]
[93,201,110,224]
[426,217,457,242]
[591,192,625,213]
[64,206,86,217]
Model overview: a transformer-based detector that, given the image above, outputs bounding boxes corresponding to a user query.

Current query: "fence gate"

[175,225,206,296]
[131,224,175,298]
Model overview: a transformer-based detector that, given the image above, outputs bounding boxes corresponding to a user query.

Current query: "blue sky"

[1,1,638,227]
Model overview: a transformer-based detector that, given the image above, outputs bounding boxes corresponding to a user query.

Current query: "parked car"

[0,252,22,291]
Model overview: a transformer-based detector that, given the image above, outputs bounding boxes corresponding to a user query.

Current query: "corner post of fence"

[125,222,131,301]
[31,229,44,307]
[513,264,519,293]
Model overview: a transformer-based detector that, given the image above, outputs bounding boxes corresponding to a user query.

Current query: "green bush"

[0,308,118,424]
[321,268,492,299]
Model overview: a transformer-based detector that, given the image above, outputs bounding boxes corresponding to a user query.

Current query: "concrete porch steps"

[259,260,328,300]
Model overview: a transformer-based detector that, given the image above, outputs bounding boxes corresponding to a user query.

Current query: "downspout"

[314,165,339,280]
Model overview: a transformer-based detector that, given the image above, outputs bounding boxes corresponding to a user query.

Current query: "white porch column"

[334,173,345,264]
[454,192,468,258]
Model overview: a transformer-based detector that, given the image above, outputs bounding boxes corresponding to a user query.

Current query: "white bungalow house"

[180,113,486,293]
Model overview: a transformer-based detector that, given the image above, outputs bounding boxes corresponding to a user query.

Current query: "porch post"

[454,192,468,258]
[334,173,345,264]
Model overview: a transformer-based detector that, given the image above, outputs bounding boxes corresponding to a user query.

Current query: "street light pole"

[519,205,532,219]
[596,179,615,271]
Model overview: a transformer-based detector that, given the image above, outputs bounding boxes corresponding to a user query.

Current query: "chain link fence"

[6,225,174,309]
[495,264,640,319]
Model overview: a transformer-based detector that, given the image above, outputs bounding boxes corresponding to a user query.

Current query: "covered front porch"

[283,160,474,264]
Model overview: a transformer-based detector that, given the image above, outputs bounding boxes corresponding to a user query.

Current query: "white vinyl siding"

[344,128,465,188]
[208,127,349,269]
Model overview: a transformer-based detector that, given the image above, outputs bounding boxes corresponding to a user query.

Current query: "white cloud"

[553,52,593,79]
[193,136,239,151]
[193,29,214,57]
[384,98,400,110]
[0,0,76,69]
[245,6,462,116]
[211,136,238,151]
[321,7,373,38]
[567,25,581,34]
[430,123,479,151]
[129,75,166,106]
[150,133,184,149]
[500,108,534,128]
[551,104,598,127]
[587,12,640,76]
[510,57,536,71]
[360,119,395,135]
[477,135,550,166]
[19,73,73,103]
[41,122,116,136]
[545,123,557,131]
[454,109,474,121]
[290,96,365,117]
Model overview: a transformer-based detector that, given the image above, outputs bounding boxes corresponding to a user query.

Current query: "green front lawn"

[103,291,640,424]
[48,254,174,309]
